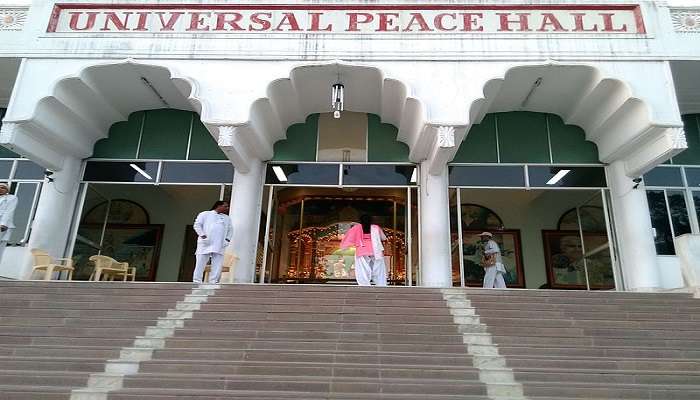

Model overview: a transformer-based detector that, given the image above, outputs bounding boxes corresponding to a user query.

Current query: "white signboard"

[47,4,646,35]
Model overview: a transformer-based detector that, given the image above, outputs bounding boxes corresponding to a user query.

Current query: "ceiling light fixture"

[331,83,344,119]
[129,163,153,180]
[546,169,570,185]
[272,166,288,182]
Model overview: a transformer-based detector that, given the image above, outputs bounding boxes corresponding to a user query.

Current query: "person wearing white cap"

[479,232,507,289]
[0,182,18,263]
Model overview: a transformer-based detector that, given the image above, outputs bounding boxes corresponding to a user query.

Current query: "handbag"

[481,252,496,268]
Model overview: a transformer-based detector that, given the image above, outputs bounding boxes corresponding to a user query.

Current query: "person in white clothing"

[192,201,233,284]
[479,232,507,289]
[0,183,17,264]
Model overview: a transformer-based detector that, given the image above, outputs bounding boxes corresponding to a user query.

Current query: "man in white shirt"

[480,232,507,289]
[0,182,17,264]
[192,201,233,284]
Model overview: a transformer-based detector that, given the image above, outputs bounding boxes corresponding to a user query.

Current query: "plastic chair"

[108,262,136,282]
[88,255,131,281]
[31,249,74,280]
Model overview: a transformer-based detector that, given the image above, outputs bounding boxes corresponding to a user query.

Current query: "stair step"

[108,385,491,398]
[139,360,480,375]
[513,370,700,385]
[522,381,700,399]
[108,388,491,399]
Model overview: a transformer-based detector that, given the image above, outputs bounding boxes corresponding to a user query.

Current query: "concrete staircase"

[109,285,489,400]
[452,288,700,400]
[0,281,194,400]
[0,281,699,399]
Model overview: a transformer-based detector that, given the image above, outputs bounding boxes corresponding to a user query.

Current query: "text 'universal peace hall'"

[47,5,646,34]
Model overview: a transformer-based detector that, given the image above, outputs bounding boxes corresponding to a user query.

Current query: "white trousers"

[355,255,387,286]
[193,253,224,284]
[483,266,506,288]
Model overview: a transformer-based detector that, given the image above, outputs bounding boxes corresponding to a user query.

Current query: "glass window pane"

[265,164,339,185]
[644,167,683,187]
[13,160,45,180]
[342,165,416,186]
[0,160,13,179]
[646,190,675,255]
[529,166,606,188]
[160,162,233,183]
[448,166,525,187]
[668,190,691,237]
[684,167,700,187]
[8,182,39,244]
[83,162,158,183]
[138,109,190,159]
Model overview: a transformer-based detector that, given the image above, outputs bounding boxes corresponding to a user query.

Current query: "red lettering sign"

[47,4,646,35]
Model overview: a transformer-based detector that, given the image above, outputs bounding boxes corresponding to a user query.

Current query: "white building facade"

[0,0,699,292]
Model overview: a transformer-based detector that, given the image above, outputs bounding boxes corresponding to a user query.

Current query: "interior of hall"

[72,184,226,282]
[450,188,612,290]
[261,186,418,285]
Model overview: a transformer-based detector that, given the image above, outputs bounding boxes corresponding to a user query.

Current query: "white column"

[419,161,452,287]
[606,160,662,291]
[230,160,265,283]
[20,157,83,279]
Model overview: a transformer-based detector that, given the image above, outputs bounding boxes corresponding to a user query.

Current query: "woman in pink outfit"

[340,214,388,286]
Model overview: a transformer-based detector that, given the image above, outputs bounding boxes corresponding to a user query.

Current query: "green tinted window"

[453,114,498,163]
[188,117,226,160]
[498,112,550,163]
[92,109,224,161]
[93,111,143,159]
[548,114,599,163]
[138,109,191,159]
[273,114,319,161]
[453,112,598,165]
[367,114,409,162]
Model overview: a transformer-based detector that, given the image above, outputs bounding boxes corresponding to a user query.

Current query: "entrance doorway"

[260,187,418,285]
[259,162,419,285]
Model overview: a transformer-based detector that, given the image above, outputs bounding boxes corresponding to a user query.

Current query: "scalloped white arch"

[429,62,686,177]
[0,59,204,170]
[217,60,431,172]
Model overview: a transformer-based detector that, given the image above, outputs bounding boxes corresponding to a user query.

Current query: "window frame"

[0,158,47,245]
[81,159,234,186]
[644,165,700,256]
[447,162,606,190]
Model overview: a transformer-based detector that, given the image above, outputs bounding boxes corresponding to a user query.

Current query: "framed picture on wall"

[73,224,163,281]
[457,229,525,288]
[542,230,615,289]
